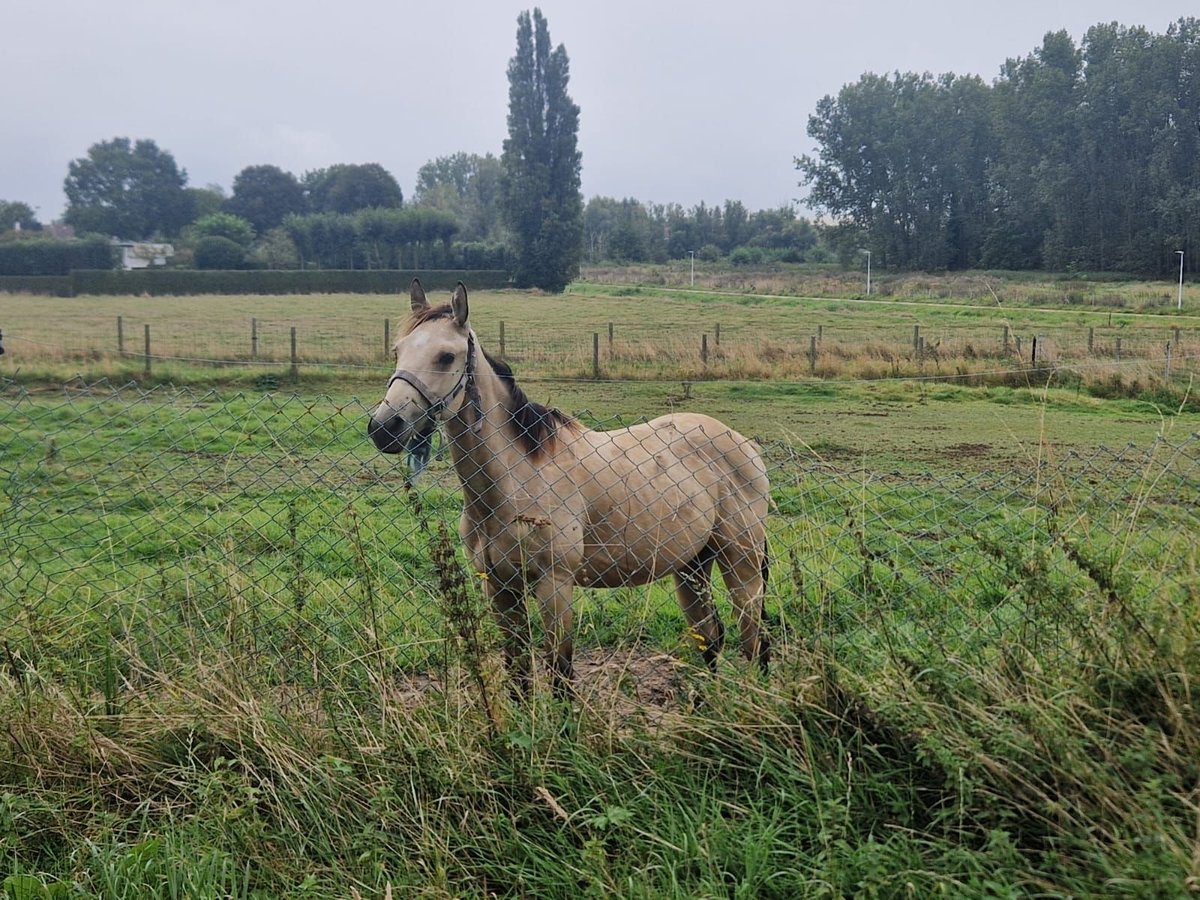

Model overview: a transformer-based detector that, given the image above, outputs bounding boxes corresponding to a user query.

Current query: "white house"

[113,241,174,270]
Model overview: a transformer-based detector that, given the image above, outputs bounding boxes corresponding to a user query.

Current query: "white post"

[1177,250,1185,311]
[860,249,872,295]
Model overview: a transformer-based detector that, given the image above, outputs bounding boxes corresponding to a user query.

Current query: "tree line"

[800,19,1200,276]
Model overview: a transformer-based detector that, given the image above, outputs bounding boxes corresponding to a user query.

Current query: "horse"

[368,279,771,698]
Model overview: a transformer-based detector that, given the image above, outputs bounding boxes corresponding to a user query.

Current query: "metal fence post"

[290,326,298,378]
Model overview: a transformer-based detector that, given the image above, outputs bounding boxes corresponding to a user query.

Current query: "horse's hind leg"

[674,544,725,671]
[716,540,771,674]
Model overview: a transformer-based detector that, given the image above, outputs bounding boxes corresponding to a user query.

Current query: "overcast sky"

[3,1,1191,222]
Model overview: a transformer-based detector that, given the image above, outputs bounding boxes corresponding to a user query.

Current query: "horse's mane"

[402,304,577,458]
[482,348,578,458]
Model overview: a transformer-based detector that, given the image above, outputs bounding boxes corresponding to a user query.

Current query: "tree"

[63,137,192,238]
[501,8,583,292]
[190,212,256,248]
[225,165,307,233]
[413,152,505,242]
[0,200,40,232]
[305,163,403,214]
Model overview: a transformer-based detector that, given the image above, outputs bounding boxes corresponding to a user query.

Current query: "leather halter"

[386,330,483,432]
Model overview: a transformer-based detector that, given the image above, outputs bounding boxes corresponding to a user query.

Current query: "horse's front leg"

[484,568,533,700]
[534,572,576,701]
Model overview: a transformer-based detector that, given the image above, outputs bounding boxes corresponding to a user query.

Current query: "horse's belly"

[576,498,715,588]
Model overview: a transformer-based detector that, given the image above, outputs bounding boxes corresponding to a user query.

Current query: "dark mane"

[482,348,578,458]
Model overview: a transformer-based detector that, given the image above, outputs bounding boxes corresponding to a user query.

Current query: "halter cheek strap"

[387,332,484,432]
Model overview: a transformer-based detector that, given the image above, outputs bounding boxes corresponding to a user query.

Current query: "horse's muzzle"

[367,413,409,454]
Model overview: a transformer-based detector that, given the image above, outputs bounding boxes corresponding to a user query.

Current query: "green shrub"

[191,212,256,248]
[194,236,249,270]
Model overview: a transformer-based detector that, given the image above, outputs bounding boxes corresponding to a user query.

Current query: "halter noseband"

[386,331,483,432]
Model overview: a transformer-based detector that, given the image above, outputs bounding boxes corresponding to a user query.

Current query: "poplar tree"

[501,8,583,292]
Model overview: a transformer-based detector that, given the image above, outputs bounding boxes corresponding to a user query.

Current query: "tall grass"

[4,443,1199,896]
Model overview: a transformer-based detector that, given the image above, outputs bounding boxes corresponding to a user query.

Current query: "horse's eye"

[437,352,456,367]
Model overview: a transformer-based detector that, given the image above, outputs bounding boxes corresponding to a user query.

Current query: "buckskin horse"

[368,280,770,697]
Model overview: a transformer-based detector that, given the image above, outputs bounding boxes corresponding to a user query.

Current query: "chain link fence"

[2,379,1197,698]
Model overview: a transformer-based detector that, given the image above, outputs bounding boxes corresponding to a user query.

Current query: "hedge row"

[0,238,116,275]
[0,269,512,297]
[0,275,74,296]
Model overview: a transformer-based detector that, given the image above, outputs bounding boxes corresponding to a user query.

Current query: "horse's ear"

[410,278,429,312]
[451,282,469,326]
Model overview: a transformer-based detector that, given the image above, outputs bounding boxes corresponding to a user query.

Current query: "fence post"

[1115,337,1122,362]
[809,335,817,375]
[117,316,124,354]
[1016,335,1022,357]
[701,333,709,367]
[383,318,390,359]
[1087,326,1094,354]
[592,332,600,379]
[1003,324,1010,355]
[715,322,721,346]
[251,318,258,360]
[608,321,614,359]
[1032,336,1038,365]
[817,324,823,344]
[290,326,298,378]
[143,324,151,378]
[1172,326,1180,348]
[1165,342,1173,378]
[499,321,506,358]
[913,324,920,352]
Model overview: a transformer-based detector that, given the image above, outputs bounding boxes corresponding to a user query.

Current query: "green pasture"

[2,276,1199,382]
[4,276,1200,896]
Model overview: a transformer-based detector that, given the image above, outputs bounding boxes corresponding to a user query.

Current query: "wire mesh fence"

[3,376,1197,701]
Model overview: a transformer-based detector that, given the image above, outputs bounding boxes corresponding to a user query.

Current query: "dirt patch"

[942,442,992,459]
[386,646,692,724]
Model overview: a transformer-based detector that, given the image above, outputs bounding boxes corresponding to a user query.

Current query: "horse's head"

[367,279,474,464]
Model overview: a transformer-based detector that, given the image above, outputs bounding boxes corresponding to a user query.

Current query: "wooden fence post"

[1003,324,1010,354]
[117,316,124,354]
[592,332,600,379]
[143,324,151,378]
[290,326,298,378]
[1087,326,1094,354]
[913,324,920,352]
[1115,337,1122,362]
[1032,336,1038,365]
[1165,342,1173,378]
[1173,326,1181,348]
[809,335,817,375]
[817,324,823,344]
[608,321,614,359]
[251,318,258,360]
[715,323,721,346]
[499,321,506,358]
[701,333,709,367]
[383,318,390,359]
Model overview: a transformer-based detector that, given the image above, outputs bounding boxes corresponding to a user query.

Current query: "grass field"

[3,274,1200,896]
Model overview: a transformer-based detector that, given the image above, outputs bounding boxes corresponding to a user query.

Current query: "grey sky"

[3,0,1191,222]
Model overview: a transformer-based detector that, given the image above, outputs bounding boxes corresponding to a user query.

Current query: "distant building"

[113,241,174,269]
